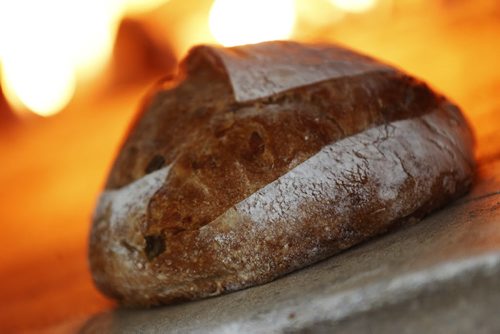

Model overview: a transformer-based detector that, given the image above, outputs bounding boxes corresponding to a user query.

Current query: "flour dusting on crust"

[199,109,473,285]
[189,41,394,102]
[95,165,171,231]
[91,166,171,297]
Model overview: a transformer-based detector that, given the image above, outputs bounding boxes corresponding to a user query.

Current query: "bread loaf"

[89,41,475,306]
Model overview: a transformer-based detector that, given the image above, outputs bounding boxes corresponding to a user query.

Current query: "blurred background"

[0,0,499,332]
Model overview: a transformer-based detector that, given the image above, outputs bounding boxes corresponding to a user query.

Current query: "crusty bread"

[89,41,475,306]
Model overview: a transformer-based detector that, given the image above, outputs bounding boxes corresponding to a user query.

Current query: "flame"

[1,54,76,117]
[0,0,168,117]
[209,0,296,47]
[329,0,377,13]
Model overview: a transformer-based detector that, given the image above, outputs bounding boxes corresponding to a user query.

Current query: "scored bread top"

[191,42,394,102]
[105,41,441,240]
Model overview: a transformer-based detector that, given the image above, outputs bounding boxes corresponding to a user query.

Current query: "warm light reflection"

[0,0,168,117]
[1,54,76,117]
[124,0,168,14]
[330,0,377,13]
[209,0,296,47]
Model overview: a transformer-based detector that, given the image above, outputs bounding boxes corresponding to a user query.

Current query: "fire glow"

[0,0,167,117]
[330,0,377,13]
[209,0,296,47]
[0,0,378,117]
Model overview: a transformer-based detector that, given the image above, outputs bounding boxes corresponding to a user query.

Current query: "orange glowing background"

[0,0,499,332]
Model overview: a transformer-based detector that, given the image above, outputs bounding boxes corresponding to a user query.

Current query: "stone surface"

[81,159,500,333]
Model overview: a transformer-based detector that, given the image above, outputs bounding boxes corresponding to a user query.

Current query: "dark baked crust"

[89,41,475,306]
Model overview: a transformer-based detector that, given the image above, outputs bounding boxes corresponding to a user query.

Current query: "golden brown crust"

[89,41,475,306]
